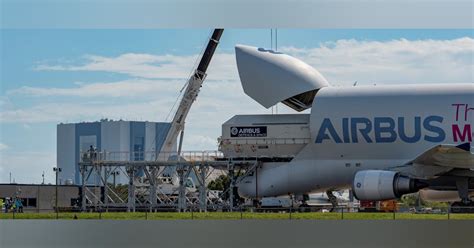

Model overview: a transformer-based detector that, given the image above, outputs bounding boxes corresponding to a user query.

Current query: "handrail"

[80,150,225,163]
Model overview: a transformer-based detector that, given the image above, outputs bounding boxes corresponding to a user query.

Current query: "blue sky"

[1,29,473,184]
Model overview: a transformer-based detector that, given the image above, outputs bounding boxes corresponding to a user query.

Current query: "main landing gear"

[450,201,474,213]
[451,178,474,213]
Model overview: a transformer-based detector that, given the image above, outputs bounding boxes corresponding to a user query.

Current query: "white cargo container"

[219,114,311,158]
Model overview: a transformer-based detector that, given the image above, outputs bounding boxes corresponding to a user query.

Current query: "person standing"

[4,198,10,213]
[16,198,23,213]
[12,198,16,213]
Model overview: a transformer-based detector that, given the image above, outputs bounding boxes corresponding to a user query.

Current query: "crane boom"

[158,29,224,160]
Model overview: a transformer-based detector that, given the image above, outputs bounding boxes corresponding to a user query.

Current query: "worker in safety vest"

[11,199,16,212]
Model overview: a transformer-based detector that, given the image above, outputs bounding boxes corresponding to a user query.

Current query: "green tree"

[208,175,229,191]
[400,193,418,207]
[207,175,244,206]
[400,192,449,208]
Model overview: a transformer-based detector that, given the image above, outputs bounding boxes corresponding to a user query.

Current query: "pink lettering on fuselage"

[451,104,473,142]
[452,124,472,142]
[452,103,474,121]
[452,103,464,121]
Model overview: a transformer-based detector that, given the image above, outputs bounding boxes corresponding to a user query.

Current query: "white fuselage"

[237,83,474,198]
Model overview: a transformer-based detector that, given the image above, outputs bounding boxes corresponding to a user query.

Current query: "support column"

[456,177,470,204]
[127,166,136,212]
[177,164,186,212]
[149,167,158,212]
[103,166,109,209]
[228,162,235,211]
[94,166,99,210]
[348,189,354,212]
[199,164,208,212]
[81,165,86,212]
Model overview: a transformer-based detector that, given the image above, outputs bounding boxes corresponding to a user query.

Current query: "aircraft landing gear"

[253,199,261,208]
[326,190,338,212]
[451,177,474,213]
[450,201,474,213]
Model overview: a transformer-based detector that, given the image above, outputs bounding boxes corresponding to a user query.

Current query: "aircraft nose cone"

[234,44,252,57]
[235,44,329,110]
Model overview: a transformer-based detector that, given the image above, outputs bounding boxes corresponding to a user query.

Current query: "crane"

[158,29,224,161]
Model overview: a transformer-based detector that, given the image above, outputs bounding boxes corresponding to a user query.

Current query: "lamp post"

[112,171,120,188]
[53,167,62,214]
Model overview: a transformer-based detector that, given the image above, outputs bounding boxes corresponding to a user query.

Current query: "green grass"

[1,211,473,220]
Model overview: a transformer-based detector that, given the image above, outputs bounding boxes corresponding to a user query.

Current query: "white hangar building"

[57,120,173,185]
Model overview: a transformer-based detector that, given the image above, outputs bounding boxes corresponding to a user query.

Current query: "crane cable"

[146,29,214,154]
[165,29,213,122]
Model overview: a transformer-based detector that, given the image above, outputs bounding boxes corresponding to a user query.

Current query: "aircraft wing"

[390,143,474,179]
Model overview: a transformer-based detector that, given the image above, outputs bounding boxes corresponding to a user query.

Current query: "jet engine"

[352,170,425,201]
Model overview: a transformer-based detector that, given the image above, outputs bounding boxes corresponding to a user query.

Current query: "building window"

[134,137,145,161]
[26,198,36,207]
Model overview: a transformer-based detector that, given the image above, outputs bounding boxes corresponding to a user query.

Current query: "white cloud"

[0,77,262,124]
[184,134,219,151]
[36,53,239,81]
[0,143,8,151]
[0,96,14,109]
[8,79,183,98]
[34,38,473,87]
[0,99,176,124]
[22,124,32,130]
[36,53,195,79]
[280,37,474,85]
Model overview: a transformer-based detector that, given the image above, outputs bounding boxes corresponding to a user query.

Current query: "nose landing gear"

[326,190,338,212]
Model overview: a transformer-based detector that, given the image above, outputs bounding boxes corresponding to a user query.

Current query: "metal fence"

[1,206,474,220]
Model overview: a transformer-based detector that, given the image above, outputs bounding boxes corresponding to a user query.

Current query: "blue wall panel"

[130,121,146,161]
[74,122,101,184]
[155,122,171,153]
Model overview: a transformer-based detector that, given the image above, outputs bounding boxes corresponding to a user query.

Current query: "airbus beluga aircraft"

[227,44,474,211]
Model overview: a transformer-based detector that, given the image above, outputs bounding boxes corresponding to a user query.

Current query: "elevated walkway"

[78,150,260,212]
[79,150,233,169]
